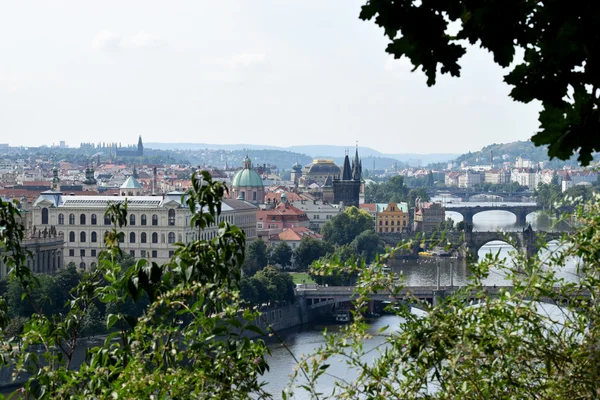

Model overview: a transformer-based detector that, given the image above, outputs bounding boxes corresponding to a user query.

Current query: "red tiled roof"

[360,203,377,212]
[270,227,322,242]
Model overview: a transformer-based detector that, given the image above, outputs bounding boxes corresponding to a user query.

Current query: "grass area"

[289,272,315,285]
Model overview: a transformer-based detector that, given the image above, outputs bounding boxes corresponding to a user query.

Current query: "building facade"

[413,201,445,233]
[31,191,196,268]
[289,199,342,232]
[376,202,409,233]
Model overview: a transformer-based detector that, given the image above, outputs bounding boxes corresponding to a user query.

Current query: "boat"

[335,309,351,323]
[418,251,435,257]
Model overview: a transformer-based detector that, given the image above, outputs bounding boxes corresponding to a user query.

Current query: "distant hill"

[146,143,458,166]
[454,140,582,167]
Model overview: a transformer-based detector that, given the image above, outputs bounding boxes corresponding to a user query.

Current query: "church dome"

[292,161,302,170]
[232,159,263,188]
[304,160,341,176]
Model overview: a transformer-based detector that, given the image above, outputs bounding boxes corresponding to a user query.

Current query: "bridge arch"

[447,205,541,227]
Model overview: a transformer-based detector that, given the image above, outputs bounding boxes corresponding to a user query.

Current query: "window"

[80,232,86,242]
[152,232,158,244]
[168,209,175,226]
[80,214,86,225]
[80,249,85,257]
[151,250,157,258]
[141,250,146,258]
[130,250,135,257]
[168,232,175,244]
[130,232,136,243]
[91,249,97,257]
[91,214,97,225]
[141,232,147,243]
[391,220,394,226]
[69,232,75,242]
[58,214,64,225]
[253,191,257,201]
[69,214,75,225]
[169,250,174,258]
[91,232,97,242]
[152,214,158,226]
[104,215,111,225]
[379,220,382,225]
[79,262,86,269]
[69,249,75,257]
[130,214,136,226]
[42,208,49,224]
[141,214,147,226]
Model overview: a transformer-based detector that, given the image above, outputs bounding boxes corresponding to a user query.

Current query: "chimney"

[153,167,157,195]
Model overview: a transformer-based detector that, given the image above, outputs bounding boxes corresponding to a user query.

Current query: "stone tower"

[333,147,361,207]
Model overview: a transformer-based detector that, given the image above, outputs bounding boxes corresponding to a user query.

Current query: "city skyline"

[1,1,540,153]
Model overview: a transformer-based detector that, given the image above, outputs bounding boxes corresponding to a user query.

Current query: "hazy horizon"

[0,1,540,153]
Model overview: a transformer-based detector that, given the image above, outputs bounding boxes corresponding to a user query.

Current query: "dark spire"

[342,149,352,180]
[137,135,143,152]
[352,146,361,180]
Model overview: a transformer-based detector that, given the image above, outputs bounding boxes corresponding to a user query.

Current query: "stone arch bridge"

[380,227,563,259]
[444,204,541,225]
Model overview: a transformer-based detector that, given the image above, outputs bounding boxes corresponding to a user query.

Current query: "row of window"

[68,231,179,244]
[68,249,171,260]
[378,227,405,233]
[378,220,407,226]
[42,208,176,226]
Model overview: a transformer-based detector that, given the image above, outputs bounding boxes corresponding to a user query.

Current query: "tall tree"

[360,0,600,165]
[293,237,332,270]
[321,206,374,246]
[271,241,293,271]
[243,239,269,276]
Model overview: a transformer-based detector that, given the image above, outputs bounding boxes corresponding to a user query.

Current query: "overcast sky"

[0,1,541,154]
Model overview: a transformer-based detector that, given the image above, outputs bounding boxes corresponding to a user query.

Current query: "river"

[261,201,578,398]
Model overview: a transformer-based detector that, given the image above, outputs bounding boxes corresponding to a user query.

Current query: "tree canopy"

[360,0,600,165]
[321,206,374,246]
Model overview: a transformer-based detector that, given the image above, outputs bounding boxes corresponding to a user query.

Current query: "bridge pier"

[516,210,528,226]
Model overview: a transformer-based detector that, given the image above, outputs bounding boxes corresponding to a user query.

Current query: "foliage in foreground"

[0,172,271,399]
[288,196,600,399]
[360,0,600,165]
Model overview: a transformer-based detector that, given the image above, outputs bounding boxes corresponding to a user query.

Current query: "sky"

[0,0,541,154]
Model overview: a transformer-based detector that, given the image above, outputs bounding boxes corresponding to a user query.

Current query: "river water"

[261,200,578,398]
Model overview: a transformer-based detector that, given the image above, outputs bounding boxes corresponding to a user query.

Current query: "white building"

[457,170,482,188]
[30,190,258,269]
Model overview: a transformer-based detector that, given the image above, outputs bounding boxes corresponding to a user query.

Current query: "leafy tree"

[293,237,332,270]
[407,188,430,208]
[254,266,295,305]
[350,230,384,264]
[0,172,271,398]
[321,206,374,246]
[243,239,268,276]
[365,175,409,203]
[271,241,293,270]
[535,182,562,210]
[360,0,600,165]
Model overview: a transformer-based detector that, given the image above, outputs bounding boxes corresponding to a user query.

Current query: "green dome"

[231,168,263,188]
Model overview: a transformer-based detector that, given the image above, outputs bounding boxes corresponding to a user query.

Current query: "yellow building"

[376,202,409,233]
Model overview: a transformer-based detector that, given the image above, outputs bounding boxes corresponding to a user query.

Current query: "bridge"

[379,227,563,259]
[427,188,534,202]
[444,204,541,225]
[296,284,588,309]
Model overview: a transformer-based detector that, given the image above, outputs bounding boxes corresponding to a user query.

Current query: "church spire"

[352,144,361,181]
[342,149,352,180]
